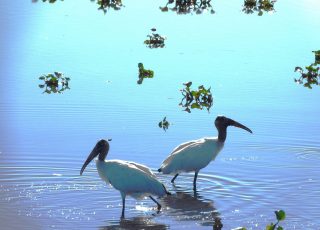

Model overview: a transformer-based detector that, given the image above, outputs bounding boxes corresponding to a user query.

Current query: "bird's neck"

[98,153,106,161]
[218,127,227,142]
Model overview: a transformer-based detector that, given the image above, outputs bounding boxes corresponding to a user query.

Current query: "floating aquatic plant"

[179,81,213,113]
[294,64,319,89]
[294,51,320,89]
[137,63,154,84]
[266,210,286,230]
[32,0,63,3]
[144,28,166,49]
[91,0,123,14]
[160,0,215,15]
[32,0,123,13]
[242,0,276,16]
[158,117,170,131]
[313,50,320,64]
[39,72,70,94]
[235,210,286,230]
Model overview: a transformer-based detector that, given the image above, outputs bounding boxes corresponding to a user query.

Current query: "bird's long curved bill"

[232,120,253,133]
[80,146,98,175]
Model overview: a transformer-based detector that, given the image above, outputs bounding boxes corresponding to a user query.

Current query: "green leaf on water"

[191,103,201,109]
[266,224,274,230]
[275,210,286,221]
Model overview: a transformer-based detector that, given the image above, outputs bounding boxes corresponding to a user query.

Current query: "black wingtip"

[158,168,162,172]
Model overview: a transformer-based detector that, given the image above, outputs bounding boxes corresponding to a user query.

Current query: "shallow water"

[1,0,320,229]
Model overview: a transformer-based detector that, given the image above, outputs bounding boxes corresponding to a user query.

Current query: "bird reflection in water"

[162,186,223,229]
[160,0,215,15]
[100,216,168,230]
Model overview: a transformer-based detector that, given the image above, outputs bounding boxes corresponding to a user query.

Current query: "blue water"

[1,0,320,229]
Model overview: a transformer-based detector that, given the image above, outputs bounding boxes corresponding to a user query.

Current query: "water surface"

[1,0,320,229]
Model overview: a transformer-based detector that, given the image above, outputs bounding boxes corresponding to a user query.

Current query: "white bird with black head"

[158,116,252,190]
[80,139,170,218]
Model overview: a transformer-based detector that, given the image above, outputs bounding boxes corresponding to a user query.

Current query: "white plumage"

[96,160,167,199]
[158,116,252,190]
[159,137,224,174]
[80,140,169,217]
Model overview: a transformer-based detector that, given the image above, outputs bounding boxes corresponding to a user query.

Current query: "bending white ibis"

[158,116,252,190]
[80,139,170,218]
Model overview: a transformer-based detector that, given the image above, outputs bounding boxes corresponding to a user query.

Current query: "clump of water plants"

[144,28,166,49]
[158,117,170,131]
[266,210,286,230]
[32,0,63,3]
[294,64,319,89]
[242,0,276,16]
[137,63,154,84]
[294,51,320,89]
[160,0,215,15]
[92,0,123,14]
[179,81,213,113]
[313,50,320,64]
[39,72,70,94]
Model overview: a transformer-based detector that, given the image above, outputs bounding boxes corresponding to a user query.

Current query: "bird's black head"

[215,116,252,142]
[214,116,229,130]
[80,139,111,175]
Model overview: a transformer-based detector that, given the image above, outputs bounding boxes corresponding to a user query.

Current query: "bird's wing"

[160,139,206,172]
[170,140,199,155]
[98,160,166,197]
[126,161,157,179]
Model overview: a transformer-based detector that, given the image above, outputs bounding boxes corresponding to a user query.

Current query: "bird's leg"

[193,171,199,191]
[171,173,179,183]
[149,196,161,211]
[120,192,126,218]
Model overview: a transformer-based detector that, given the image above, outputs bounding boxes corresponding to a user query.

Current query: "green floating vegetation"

[294,51,320,89]
[266,210,286,230]
[242,0,276,16]
[33,0,123,13]
[137,63,154,84]
[32,0,64,3]
[93,0,123,14]
[236,210,286,230]
[294,64,319,89]
[158,117,170,131]
[160,0,215,15]
[179,81,213,113]
[39,72,70,94]
[313,50,320,64]
[144,28,166,49]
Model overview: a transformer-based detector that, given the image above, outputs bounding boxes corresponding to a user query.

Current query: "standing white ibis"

[80,139,170,218]
[158,116,252,190]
